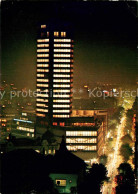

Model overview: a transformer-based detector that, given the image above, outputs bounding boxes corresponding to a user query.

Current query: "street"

[102,115,126,194]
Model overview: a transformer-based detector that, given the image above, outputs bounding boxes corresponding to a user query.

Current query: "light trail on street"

[102,115,126,194]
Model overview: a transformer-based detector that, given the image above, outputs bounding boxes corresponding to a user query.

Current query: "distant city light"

[13,119,33,123]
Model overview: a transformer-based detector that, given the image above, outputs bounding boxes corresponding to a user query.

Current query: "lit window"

[36,113,45,117]
[53,84,71,88]
[37,69,49,72]
[66,138,97,144]
[54,64,71,68]
[56,180,66,187]
[53,94,70,98]
[37,59,49,62]
[36,108,48,112]
[67,145,97,151]
[37,39,49,42]
[53,122,57,126]
[36,99,48,102]
[54,69,70,72]
[60,122,65,126]
[54,39,71,42]
[53,104,70,108]
[37,89,48,92]
[53,115,70,118]
[37,79,49,82]
[54,49,71,52]
[37,54,49,57]
[53,79,71,83]
[37,74,45,77]
[61,32,66,37]
[54,59,71,63]
[73,123,95,127]
[48,150,51,154]
[37,64,49,67]
[37,84,49,87]
[66,131,97,137]
[36,104,48,107]
[54,54,71,57]
[53,99,70,103]
[53,89,70,93]
[37,44,49,47]
[54,44,72,47]
[41,25,46,28]
[53,74,70,78]
[37,49,49,52]
[54,32,59,37]
[53,110,70,113]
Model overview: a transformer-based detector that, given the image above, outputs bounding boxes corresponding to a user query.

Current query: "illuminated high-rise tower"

[36,23,74,128]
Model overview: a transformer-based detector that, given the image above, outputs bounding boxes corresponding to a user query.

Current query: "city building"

[36,23,74,134]
[12,107,35,138]
[49,137,86,194]
[35,23,107,163]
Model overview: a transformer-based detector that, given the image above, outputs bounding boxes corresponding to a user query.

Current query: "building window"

[67,145,97,151]
[54,49,71,52]
[66,131,97,137]
[53,122,57,126]
[54,32,59,37]
[37,64,49,68]
[54,54,71,58]
[37,59,49,62]
[54,59,71,63]
[37,39,49,43]
[36,108,48,112]
[37,54,49,57]
[53,115,70,118]
[53,79,71,83]
[53,110,70,113]
[53,94,70,98]
[54,64,71,68]
[53,99,70,103]
[54,44,72,48]
[54,69,70,73]
[37,44,49,47]
[36,113,45,117]
[36,99,48,102]
[60,122,65,126]
[56,180,66,187]
[66,138,97,144]
[37,69,49,72]
[61,32,66,37]
[41,25,46,28]
[37,79,49,82]
[54,39,71,42]
[37,49,49,52]
[48,150,51,154]
[36,103,48,107]
[53,84,71,88]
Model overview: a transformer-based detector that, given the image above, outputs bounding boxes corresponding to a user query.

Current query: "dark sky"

[1,1,137,90]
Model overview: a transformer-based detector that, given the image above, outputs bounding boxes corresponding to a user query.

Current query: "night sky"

[1,1,137,90]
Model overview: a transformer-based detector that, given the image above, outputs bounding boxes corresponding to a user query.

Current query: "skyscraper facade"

[36,23,74,128]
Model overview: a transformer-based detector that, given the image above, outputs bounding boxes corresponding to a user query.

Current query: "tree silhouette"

[121,134,133,145]
[99,155,107,165]
[42,129,56,145]
[1,149,58,194]
[115,163,136,194]
[78,163,108,194]
[120,143,133,162]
